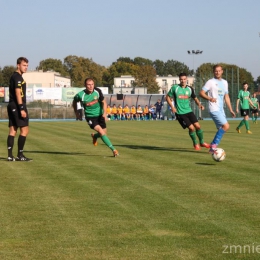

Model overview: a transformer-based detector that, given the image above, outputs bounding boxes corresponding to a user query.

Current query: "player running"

[73,77,119,157]
[166,72,210,151]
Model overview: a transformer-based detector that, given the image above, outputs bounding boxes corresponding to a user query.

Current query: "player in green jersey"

[73,77,119,157]
[250,92,259,124]
[236,82,256,134]
[166,72,210,151]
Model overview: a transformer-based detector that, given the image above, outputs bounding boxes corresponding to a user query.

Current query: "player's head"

[242,82,248,90]
[17,57,28,74]
[213,64,223,79]
[252,92,256,97]
[84,77,95,93]
[178,72,187,86]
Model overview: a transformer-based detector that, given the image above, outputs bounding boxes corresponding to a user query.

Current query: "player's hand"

[21,110,27,118]
[231,111,236,118]
[210,98,217,103]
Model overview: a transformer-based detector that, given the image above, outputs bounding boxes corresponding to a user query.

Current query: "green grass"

[0,119,260,260]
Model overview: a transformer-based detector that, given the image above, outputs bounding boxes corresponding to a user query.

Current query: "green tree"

[133,57,153,66]
[164,60,190,76]
[36,58,69,77]
[153,59,165,76]
[1,66,16,86]
[133,65,159,94]
[116,57,134,64]
[64,55,106,87]
[103,61,139,89]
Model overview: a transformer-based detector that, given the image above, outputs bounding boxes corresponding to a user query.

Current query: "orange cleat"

[91,133,98,146]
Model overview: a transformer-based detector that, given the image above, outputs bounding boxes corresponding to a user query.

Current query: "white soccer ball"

[212,148,226,162]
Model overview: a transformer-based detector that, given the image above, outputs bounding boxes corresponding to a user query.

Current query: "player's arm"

[73,99,82,120]
[248,98,257,109]
[225,94,236,118]
[199,89,216,103]
[166,95,176,113]
[101,99,108,120]
[194,97,204,110]
[236,98,240,113]
[15,88,27,118]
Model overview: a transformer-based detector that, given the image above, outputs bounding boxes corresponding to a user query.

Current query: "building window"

[121,80,125,87]
[162,79,167,86]
[173,80,177,84]
[130,80,134,87]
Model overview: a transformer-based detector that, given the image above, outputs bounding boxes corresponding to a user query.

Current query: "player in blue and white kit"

[199,64,236,153]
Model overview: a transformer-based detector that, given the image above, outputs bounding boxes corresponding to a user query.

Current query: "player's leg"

[209,111,229,153]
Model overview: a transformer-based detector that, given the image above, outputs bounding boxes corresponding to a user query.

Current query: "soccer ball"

[212,148,226,162]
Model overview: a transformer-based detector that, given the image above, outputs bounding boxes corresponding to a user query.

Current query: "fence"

[0,92,250,121]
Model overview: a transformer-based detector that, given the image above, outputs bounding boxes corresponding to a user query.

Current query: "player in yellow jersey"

[106,105,112,120]
[143,105,150,120]
[111,104,118,120]
[136,105,143,121]
[130,105,136,120]
[123,104,130,120]
[117,104,123,120]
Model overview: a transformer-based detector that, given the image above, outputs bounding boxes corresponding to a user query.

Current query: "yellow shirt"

[131,107,136,114]
[123,107,130,113]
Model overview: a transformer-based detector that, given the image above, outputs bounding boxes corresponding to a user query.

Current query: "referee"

[7,57,32,161]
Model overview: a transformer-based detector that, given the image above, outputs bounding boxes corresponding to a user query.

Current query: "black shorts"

[176,112,198,129]
[7,102,29,127]
[86,115,106,129]
[251,108,258,114]
[240,109,250,117]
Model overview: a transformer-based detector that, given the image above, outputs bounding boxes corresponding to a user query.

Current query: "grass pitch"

[0,119,260,260]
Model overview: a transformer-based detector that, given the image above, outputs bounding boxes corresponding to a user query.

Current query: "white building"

[114,75,195,94]
[23,70,71,88]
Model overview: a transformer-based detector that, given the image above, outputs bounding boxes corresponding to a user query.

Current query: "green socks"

[196,129,204,144]
[189,131,197,145]
[101,135,115,151]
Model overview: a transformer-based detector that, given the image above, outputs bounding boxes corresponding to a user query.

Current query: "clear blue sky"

[1,0,259,79]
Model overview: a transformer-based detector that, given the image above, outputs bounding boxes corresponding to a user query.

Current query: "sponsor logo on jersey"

[85,100,98,106]
[178,95,189,99]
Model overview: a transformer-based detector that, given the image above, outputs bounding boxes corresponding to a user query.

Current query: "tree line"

[0,55,259,94]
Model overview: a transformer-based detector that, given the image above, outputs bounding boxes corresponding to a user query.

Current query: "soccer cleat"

[194,144,201,151]
[209,144,217,154]
[200,143,211,148]
[91,133,98,146]
[7,156,16,161]
[16,155,32,162]
[246,130,252,134]
[236,127,241,133]
[113,150,119,157]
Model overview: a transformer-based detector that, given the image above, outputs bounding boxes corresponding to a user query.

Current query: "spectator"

[130,105,136,120]
[136,105,143,121]
[111,104,118,120]
[149,105,156,120]
[154,99,163,120]
[123,104,130,120]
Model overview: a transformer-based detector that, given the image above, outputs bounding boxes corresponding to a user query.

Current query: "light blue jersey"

[202,78,228,113]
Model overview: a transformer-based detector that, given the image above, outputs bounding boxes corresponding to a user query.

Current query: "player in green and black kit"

[166,72,210,151]
[73,77,119,157]
[250,92,259,124]
[236,82,256,134]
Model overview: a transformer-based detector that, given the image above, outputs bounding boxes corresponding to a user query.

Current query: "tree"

[133,65,160,94]
[64,55,106,87]
[153,59,165,76]
[133,57,153,66]
[116,57,134,64]
[36,58,69,77]
[1,66,16,86]
[103,61,139,88]
[164,60,190,76]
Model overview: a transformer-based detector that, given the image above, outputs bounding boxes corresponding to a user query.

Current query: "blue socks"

[211,128,225,146]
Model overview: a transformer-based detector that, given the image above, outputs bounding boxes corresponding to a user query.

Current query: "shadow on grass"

[23,151,85,155]
[115,144,199,153]
[195,162,216,166]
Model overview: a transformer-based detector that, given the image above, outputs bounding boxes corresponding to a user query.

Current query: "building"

[23,70,71,88]
[114,75,195,94]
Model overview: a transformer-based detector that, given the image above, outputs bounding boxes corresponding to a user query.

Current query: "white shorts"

[210,111,227,129]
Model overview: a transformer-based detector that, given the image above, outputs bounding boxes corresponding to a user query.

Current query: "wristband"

[19,104,25,111]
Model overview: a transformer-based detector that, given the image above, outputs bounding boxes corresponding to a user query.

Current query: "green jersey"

[237,90,250,109]
[74,87,104,117]
[251,97,258,108]
[167,84,196,115]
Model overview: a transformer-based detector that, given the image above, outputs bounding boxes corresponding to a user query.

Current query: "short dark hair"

[17,57,28,64]
[84,77,95,85]
[179,72,187,77]
[213,64,223,72]
[243,82,248,86]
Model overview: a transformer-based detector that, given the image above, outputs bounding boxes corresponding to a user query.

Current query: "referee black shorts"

[7,102,29,127]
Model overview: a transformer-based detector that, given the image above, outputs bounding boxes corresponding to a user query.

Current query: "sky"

[1,0,259,79]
